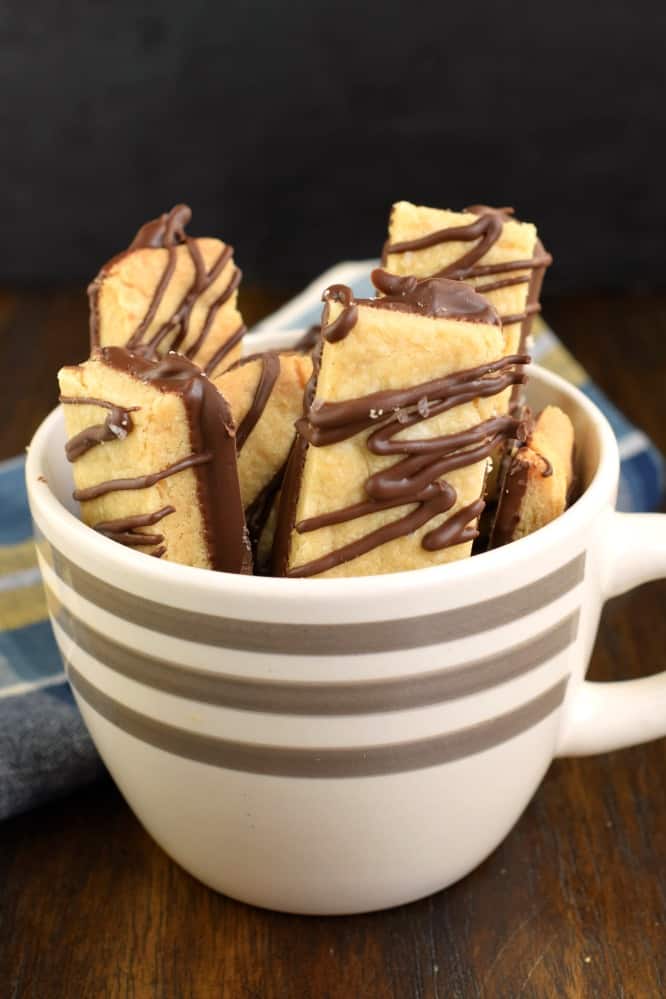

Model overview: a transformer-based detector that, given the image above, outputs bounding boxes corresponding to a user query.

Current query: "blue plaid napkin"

[2,262,664,821]
[0,455,106,820]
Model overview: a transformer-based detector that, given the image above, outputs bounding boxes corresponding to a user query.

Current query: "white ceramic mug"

[26,330,666,915]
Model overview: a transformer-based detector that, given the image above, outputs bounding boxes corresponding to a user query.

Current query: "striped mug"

[26,329,666,915]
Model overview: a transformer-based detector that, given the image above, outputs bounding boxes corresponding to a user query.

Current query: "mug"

[26,329,666,915]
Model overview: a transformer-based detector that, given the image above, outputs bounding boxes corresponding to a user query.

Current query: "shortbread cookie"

[490,405,575,546]
[380,201,551,362]
[273,275,529,578]
[59,348,251,573]
[88,205,245,377]
[215,350,312,550]
[380,202,551,501]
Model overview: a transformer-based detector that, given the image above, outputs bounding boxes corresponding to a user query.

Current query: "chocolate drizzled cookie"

[273,274,529,578]
[59,348,251,573]
[88,205,246,378]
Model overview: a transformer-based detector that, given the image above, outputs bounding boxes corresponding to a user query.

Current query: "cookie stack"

[59,201,575,578]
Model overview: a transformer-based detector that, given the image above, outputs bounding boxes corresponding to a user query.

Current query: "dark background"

[2,1,666,293]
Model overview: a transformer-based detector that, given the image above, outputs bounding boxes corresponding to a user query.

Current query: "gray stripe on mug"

[43,539,586,655]
[65,662,569,777]
[48,586,579,714]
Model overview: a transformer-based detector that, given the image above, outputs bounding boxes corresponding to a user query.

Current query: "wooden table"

[1,288,664,998]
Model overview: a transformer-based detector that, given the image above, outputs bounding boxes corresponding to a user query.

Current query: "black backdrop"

[3,1,666,292]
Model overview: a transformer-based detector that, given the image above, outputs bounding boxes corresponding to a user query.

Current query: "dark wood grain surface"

[0,288,664,999]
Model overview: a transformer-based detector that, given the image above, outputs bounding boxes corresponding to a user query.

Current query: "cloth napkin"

[2,262,664,821]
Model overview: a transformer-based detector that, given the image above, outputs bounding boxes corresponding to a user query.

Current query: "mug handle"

[556,511,666,756]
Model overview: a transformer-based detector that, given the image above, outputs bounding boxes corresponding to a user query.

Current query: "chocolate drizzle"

[72,452,213,501]
[369,270,500,324]
[322,274,499,344]
[224,351,281,452]
[201,322,247,376]
[62,347,251,573]
[88,205,244,371]
[274,328,529,577]
[384,208,507,271]
[322,286,359,342]
[60,396,139,462]
[93,506,176,559]
[490,453,530,549]
[382,204,552,334]
[297,357,528,448]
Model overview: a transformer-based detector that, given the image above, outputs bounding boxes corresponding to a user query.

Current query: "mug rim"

[26,361,618,601]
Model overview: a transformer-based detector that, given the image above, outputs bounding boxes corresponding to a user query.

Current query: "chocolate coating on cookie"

[371,270,500,324]
[88,205,245,374]
[273,336,529,578]
[382,203,552,410]
[62,347,251,573]
[321,273,499,347]
[128,204,192,250]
